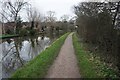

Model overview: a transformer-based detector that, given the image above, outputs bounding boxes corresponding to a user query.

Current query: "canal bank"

[1,34,52,78]
[11,33,69,78]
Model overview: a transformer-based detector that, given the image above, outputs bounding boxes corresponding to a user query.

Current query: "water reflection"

[1,35,50,78]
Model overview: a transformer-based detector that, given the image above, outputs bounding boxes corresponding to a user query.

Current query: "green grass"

[72,33,119,78]
[72,33,98,78]
[0,34,18,39]
[11,33,69,78]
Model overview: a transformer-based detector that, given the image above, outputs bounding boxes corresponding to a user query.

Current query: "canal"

[0,34,55,78]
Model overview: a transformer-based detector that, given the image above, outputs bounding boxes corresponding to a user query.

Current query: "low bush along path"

[46,33,80,78]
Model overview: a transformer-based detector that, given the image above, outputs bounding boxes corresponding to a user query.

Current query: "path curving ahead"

[46,33,80,78]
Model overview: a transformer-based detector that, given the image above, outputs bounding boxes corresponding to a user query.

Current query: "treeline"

[74,2,120,76]
[0,0,75,38]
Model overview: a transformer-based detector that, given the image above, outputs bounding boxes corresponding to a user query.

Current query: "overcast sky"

[27,0,82,20]
[24,0,119,21]
[1,0,119,21]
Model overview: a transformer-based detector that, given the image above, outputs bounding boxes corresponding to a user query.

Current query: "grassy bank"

[72,33,118,78]
[12,33,69,78]
[0,34,18,39]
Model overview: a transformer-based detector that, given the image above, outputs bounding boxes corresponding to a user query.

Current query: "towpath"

[46,33,80,78]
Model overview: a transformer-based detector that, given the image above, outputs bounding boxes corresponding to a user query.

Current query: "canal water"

[0,35,53,78]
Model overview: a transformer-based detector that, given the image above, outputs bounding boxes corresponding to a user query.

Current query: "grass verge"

[72,33,119,78]
[0,34,18,39]
[11,33,69,78]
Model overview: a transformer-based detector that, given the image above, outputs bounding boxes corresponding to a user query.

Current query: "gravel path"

[46,33,80,78]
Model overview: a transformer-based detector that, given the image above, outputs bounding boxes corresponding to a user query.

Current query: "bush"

[19,28,29,36]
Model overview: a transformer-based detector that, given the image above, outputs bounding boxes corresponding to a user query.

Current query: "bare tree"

[0,0,29,67]
[60,14,69,22]
[0,0,28,34]
[60,14,70,33]
[46,11,57,22]
[27,7,43,30]
[44,11,57,37]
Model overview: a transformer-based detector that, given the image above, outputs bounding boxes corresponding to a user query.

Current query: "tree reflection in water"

[1,35,50,78]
